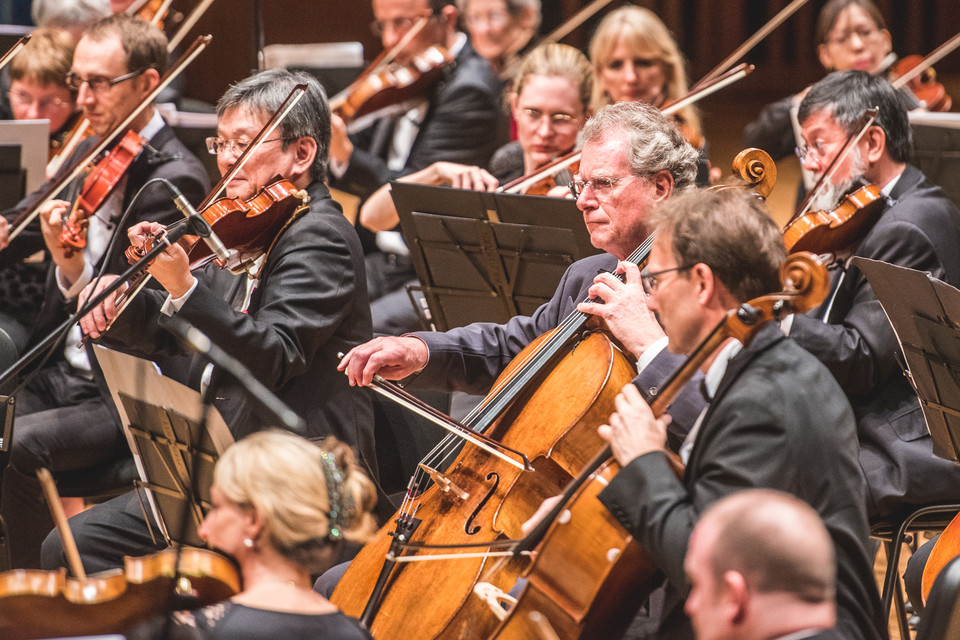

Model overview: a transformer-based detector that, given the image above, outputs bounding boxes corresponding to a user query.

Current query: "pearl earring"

[243,538,254,548]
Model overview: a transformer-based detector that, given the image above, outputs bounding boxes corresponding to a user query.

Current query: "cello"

[478,252,829,639]
[329,150,778,639]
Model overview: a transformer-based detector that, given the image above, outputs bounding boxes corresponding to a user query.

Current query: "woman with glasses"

[457,0,539,76]
[126,431,377,640]
[4,28,81,153]
[588,6,709,185]
[359,43,591,233]
[744,0,893,162]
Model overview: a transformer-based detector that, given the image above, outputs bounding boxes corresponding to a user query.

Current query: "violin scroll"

[730,148,776,199]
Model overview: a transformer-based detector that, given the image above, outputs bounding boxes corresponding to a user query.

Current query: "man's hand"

[577,261,666,358]
[39,199,88,283]
[127,221,195,298]
[78,274,126,339]
[428,162,499,191]
[338,336,429,386]
[597,383,670,467]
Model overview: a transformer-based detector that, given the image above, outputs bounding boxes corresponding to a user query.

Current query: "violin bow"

[36,468,87,580]
[101,84,310,334]
[890,31,960,91]
[538,0,614,44]
[167,0,217,52]
[7,35,213,242]
[0,34,29,74]
[502,63,754,195]
[792,107,878,221]
[691,0,810,92]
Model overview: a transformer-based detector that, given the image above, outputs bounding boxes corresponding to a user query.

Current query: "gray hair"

[32,0,110,30]
[578,101,698,192]
[217,69,331,182]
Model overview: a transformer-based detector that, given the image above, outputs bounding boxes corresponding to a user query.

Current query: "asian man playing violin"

[594,187,884,640]
[0,13,209,570]
[42,68,376,574]
[789,70,960,520]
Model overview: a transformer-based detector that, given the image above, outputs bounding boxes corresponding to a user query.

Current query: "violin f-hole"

[465,472,500,535]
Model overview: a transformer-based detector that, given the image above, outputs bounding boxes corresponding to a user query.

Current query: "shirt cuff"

[160,277,199,316]
[636,336,669,373]
[57,261,94,299]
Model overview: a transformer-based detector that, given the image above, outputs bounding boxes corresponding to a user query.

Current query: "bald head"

[700,490,835,604]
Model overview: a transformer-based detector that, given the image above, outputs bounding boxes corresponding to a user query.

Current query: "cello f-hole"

[466,472,501,535]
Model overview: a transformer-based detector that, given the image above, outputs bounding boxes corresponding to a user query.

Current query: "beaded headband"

[318,450,353,540]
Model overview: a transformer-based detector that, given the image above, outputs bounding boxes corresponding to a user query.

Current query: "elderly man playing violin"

[591,187,884,640]
[39,69,377,575]
[789,70,960,521]
[0,13,209,570]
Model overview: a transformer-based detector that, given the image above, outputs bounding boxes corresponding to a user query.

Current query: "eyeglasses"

[519,107,579,131]
[8,91,71,112]
[640,265,694,295]
[569,174,637,199]
[795,138,839,163]
[205,136,292,156]
[370,11,434,38]
[65,68,147,93]
[463,10,510,29]
[825,26,881,47]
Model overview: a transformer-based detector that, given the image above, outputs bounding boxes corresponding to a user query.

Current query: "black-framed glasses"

[640,265,694,295]
[370,11,434,38]
[65,68,147,93]
[569,174,637,199]
[204,136,292,156]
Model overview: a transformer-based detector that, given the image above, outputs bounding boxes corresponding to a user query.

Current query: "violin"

[331,45,452,132]
[481,252,830,640]
[889,55,952,112]
[783,183,886,254]
[59,130,145,258]
[125,177,310,273]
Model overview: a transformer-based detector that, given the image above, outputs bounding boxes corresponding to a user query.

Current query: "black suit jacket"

[791,164,960,518]
[412,252,704,450]
[101,181,377,476]
[598,325,886,640]
[332,39,503,202]
[0,123,210,346]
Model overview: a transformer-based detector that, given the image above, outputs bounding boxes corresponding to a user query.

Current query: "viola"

[59,130,145,258]
[783,184,886,254]
[0,547,240,640]
[482,253,830,640]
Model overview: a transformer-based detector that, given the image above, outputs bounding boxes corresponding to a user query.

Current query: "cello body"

[331,329,636,639]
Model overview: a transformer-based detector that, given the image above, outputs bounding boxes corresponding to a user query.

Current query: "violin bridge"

[418,463,469,500]
[473,582,516,621]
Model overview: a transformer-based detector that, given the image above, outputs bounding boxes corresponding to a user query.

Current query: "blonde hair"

[214,431,377,573]
[588,5,699,135]
[9,28,75,88]
[512,43,593,115]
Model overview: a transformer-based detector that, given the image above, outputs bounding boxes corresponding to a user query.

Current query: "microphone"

[162,180,233,263]
[165,315,308,436]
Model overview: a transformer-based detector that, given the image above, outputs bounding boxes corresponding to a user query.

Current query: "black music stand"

[390,182,600,331]
[855,257,960,463]
[94,346,234,547]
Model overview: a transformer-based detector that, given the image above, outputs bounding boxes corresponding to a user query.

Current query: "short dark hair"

[217,69,331,182]
[651,188,786,303]
[798,69,912,163]
[83,13,168,77]
[816,0,887,45]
